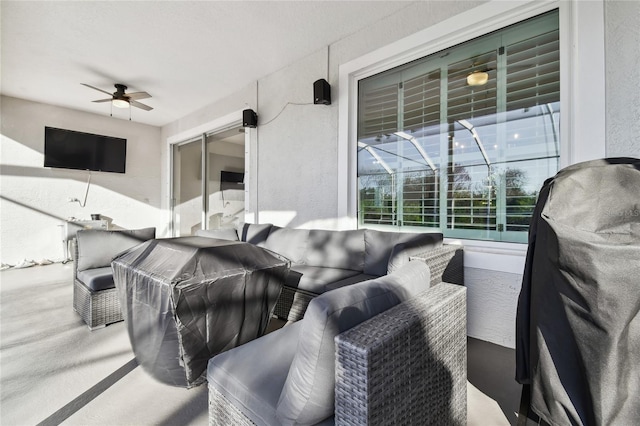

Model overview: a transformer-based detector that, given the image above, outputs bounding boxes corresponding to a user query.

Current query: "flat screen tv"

[220,171,244,191]
[44,126,127,173]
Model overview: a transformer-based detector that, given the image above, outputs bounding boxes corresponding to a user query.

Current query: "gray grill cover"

[516,158,640,425]
[112,236,290,388]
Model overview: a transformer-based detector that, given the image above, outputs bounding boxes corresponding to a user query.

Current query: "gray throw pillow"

[276,260,431,425]
[76,227,156,272]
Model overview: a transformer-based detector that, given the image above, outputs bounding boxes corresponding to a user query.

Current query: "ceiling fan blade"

[92,98,113,103]
[126,91,151,101]
[81,83,114,97]
[130,100,153,111]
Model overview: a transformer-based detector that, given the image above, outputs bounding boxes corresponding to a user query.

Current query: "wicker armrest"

[410,244,464,286]
[335,283,467,426]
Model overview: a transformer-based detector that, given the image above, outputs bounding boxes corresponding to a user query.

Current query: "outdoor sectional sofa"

[196,223,463,321]
[207,260,468,425]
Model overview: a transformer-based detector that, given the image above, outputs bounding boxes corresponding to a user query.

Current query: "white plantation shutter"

[358,83,399,139]
[506,29,560,111]
[403,70,441,132]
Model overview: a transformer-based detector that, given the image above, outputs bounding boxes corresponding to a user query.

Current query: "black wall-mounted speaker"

[243,109,258,128]
[313,79,331,105]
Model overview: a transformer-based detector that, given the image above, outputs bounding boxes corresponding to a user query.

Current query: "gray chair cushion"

[303,229,365,271]
[194,228,239,241]
[239,223,272,245]
[363,229,442,276]
[276,260,432,425]
[286,265,361,294]
[264,226,310,264]
[76,267,115,292]
[208,321,303,426]
[76,227,156,272]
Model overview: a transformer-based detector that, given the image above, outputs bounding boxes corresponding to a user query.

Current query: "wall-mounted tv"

[220,171,244,191]
[44,126,127,173]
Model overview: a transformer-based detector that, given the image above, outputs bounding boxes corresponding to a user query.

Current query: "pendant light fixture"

[467,70,489,86]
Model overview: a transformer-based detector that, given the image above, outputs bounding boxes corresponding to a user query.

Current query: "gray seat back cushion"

[239,223,272,245]
[303,229,365,271]
[264,226,310,264]
[276,260,432,425]
[208,321,304,426]
[363,229,442,276]
[194,228,239,241]
[76,227,156,272]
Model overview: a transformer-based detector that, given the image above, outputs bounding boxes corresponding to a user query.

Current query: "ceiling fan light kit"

[112,98,130,108]
[467,70,489,86]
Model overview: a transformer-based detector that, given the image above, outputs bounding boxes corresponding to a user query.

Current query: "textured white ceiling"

[1,1,411,127]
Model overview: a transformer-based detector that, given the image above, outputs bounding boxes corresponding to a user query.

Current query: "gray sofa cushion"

[276,260,432,425]
[264,227,310,264]
[363,229,442,276]
[303,229,365,271]
[286,265,361,294]
[76,227,156,272]
[208,321,303,426]
[239,223,272,246]
[324,272,377,292]
[194,228,239,241]
[76,267,115,292]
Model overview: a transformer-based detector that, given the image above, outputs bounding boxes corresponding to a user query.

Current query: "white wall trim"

[338,0,606,229]
[561,0,607,167]
[166,110,244,146]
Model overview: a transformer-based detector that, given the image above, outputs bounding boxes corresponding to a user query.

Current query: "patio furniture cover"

[516,158,640,425]
[112,236,290,388]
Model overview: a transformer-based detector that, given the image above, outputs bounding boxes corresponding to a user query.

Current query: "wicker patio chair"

[72,227,155,330]
[208,282,467,425]
[73,241,123,330]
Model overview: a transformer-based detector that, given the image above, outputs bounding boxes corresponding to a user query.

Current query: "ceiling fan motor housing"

[114,84,128,97]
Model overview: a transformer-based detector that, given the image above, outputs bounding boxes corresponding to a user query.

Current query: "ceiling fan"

[81,83,153,111]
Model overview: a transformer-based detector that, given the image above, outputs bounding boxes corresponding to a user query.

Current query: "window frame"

[338,0,605,249]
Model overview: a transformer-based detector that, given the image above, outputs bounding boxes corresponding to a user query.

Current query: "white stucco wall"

[0,95,163,265]
[605,0,640,158]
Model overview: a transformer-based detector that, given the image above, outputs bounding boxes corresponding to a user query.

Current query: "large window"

[357,10,559,243]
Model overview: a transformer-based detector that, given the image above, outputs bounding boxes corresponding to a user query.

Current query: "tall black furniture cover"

[516,158,640,425]
[112,236,290,388]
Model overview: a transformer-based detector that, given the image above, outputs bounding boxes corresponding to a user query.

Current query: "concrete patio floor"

[0,262,520,425]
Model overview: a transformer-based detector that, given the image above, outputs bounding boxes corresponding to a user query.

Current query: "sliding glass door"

[171,126,246,237]
[171,136,205,237]
[205,127,246,231]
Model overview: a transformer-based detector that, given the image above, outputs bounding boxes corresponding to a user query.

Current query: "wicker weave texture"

[273,286,315,322]
[72,241,123,330]
[335,283,467,426]
[410,244,464,286]
[209,384,257,426]
[73,280,123,329]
